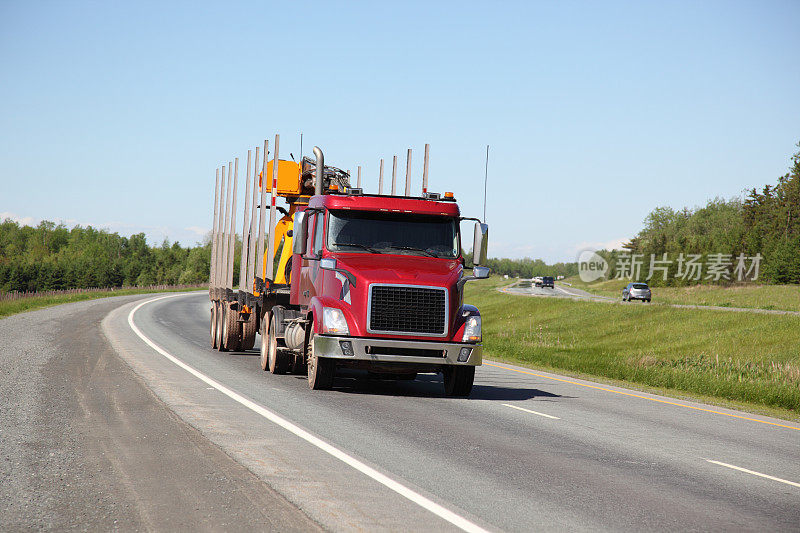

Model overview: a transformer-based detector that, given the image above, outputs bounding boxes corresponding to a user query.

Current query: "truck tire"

[216,303,227,352]
[240,308,257,351]
[259,313,270,370]
[443,366,475,397]
[306,329,334,390]
[210,301,218,349]
[267,314,289,374]
[222,302,241,352]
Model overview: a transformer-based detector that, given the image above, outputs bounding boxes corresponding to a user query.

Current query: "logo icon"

[578,250,608,282]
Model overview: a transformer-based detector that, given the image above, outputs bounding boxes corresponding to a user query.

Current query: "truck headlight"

[462,316,481,343]
[322,307,349,335]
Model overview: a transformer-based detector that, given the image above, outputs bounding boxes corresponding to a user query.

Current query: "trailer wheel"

[268,314,290,374]
[210,301,218,349]
[443,366,475,397]
[259,312,270,370]
[222,302,241,352]
[240,309,257,351]
[306,328,334,390]
[216,302,227,352]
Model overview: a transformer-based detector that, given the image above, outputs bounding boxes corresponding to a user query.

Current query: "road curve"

[3,292,799,531]
[502,281,800,316]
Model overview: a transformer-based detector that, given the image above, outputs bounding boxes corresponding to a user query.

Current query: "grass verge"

[466,276,800,420]
[564,276,800,312]
[0,287,203,319]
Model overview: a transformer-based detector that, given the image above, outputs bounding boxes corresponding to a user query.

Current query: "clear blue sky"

[2,1,798,262]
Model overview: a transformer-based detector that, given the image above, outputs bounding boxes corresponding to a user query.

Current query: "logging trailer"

[208,136,490,396]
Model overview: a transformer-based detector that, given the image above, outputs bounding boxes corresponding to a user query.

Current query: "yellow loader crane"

[209,136,350,353]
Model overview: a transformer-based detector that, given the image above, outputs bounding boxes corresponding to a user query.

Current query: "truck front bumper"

[314,335,482,366]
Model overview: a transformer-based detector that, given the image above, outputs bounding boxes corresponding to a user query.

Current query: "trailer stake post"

[220,163,232,290]
[256,140,268,288]
[227,158,239,291]
[379,159,384,195]
[247,146,259,293]
[422,143,430,194]
[210,168,220,293]
[266,134,279,281]
[239,151,252,291]
[405,148,412,196]
[391,155,397,195]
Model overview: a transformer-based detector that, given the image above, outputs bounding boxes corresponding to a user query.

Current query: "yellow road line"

[484,362,800,432]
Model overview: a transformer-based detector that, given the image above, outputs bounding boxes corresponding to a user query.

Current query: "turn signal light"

[329,183,339,191]
[444,191,454,198]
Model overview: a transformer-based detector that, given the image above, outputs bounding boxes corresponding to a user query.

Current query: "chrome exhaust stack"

[313,146,324,196]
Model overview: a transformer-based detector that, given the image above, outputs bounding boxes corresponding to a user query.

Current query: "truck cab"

[278,189,489,395]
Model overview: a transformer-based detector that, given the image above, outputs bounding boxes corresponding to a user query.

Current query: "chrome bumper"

[313,335,482,366]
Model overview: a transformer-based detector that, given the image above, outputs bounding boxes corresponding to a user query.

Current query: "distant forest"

[0,222,211,292]
[601,143,800,285]
[0,218,573,293]
[2,143,797,292]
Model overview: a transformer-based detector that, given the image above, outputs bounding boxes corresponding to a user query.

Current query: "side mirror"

[292,211,308,255]
[473,222,488,266]
[473,266,490,279]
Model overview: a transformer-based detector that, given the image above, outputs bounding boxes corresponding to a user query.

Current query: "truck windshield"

[327,210,458,258]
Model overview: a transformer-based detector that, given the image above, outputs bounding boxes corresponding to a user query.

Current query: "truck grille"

[368,285,447,336]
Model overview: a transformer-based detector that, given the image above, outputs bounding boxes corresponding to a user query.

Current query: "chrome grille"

[368,284,447,336]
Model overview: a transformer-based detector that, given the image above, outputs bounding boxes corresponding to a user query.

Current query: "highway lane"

[105,292,800,532]
[502,281,800,316]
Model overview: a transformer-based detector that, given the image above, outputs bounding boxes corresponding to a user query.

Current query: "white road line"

[705,460,800,488]
[502,403,561,420]
[554,286,574,296]
[128,294,489,533]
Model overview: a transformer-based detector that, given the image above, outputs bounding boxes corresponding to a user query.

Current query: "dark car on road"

[542,276,554,288]
[622,282,651,302]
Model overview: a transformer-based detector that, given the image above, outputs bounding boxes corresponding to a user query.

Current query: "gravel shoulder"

[0,294,319,531]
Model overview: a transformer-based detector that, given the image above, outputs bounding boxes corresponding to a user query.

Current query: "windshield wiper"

[384,245,439,257]
[332,242,382,254]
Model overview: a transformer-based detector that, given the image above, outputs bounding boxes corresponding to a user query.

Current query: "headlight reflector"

[462,315,481,343]
[322,307,350,335]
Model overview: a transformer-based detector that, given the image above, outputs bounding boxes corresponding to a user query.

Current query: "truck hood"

[333,253,463,287]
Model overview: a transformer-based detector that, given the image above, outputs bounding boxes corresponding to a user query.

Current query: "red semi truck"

[209,138,490,396]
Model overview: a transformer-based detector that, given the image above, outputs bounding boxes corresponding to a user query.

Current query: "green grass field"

[466,276,800,419]
[564,276,800,312]
[0,287,202,319]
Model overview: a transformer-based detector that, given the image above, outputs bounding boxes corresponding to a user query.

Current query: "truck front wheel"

[306,329,334,390]
[443,366,475,397]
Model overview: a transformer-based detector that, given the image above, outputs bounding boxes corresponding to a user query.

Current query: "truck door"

[298,211,324,307]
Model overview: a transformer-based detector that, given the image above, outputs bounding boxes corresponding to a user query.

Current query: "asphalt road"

[502,281,800,316]
[3,292,799,531]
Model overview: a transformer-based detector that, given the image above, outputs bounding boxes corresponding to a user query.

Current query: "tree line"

[463,251,578,279]
[0,221,211,292]
[602,143,800,285]
[4,143,796,293]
